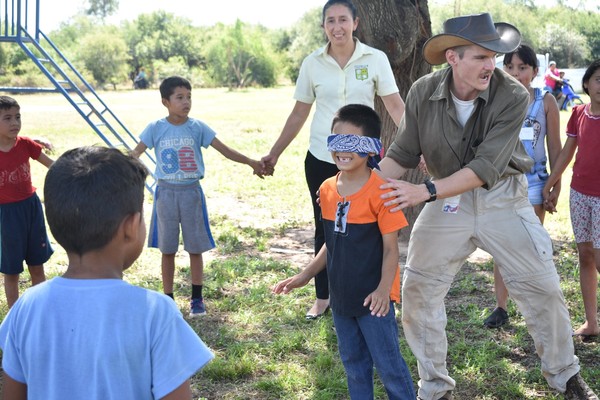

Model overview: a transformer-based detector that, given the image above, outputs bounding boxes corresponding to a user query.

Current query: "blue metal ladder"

[0,0,157,193]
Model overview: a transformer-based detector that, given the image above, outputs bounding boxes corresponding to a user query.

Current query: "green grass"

[1,88,598,399]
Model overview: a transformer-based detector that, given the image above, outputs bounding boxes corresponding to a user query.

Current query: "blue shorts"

[0,193,54,275]
[525,170,547,206]
[148,181,215,254]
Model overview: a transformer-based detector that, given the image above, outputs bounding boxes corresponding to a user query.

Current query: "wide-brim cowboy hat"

[423,13,521,65]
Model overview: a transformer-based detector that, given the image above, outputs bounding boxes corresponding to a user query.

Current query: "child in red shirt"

[0,96,54,307]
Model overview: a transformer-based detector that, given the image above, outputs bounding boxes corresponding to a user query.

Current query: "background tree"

[49,15,98,58]
[77,30,130,89]
[85,0,119,19]
[354,0,433,239]
[203,20,277,88]
[572,10,600,62]
[429,0,600,64]
[13,0,594,92]
[538,23,590,67]
[284,7,326,83]
[122,11,204,78]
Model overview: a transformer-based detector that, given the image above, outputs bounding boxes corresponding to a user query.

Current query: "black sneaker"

[483,307,509,328]
[564,373,598,399]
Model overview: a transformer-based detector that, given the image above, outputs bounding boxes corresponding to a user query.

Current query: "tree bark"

[354,0,432,240]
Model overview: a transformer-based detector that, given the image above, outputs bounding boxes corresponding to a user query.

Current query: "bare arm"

[546,70,562,83]
[261,101,312,169]
[160,379,192,400]
[272,245,327,295]
[543,93,562,212]
[363,231,399,317]
[210,137,264,177]
[36,152,54,168]
[543,136,577,208]
[380,93,405,127]
[2,372,27,400]
[131,141,148,158]
[378,157,408,180]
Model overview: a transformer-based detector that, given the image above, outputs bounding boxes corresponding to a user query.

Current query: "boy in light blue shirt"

[0,146,214,399]
[132,76,265,317]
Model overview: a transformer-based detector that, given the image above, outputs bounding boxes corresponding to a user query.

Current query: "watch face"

[425,180,436,195]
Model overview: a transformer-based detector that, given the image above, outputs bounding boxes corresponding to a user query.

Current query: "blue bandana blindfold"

[327,134,383,170]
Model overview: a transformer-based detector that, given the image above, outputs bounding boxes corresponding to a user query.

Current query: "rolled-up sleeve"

[466,86,529,188]
[386,68,531,188]
[385,97,422,170]
[385,73,433,170]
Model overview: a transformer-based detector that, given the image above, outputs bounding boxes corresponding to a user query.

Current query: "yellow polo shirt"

[294,39,399,162]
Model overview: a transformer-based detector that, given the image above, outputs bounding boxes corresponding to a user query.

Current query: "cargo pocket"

[515,207,553,262]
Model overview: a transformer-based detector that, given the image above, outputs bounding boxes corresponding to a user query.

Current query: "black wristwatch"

[424,179,437,203]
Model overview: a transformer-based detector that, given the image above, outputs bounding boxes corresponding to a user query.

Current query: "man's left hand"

[380,178,429,212]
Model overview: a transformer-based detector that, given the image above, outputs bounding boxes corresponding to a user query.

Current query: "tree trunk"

[354,0,432,241]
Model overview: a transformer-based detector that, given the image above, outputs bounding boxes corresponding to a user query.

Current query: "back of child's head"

[582,59,600,96]
[331,104,381,139]
[44,146,148,256]
[503,44,538,70]
[159,76,192,99]
[0,95,19,111]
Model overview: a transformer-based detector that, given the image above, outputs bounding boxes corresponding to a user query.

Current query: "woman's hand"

[260,154,278,176]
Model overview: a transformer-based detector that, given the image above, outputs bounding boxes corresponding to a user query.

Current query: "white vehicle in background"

[496,53,549,88]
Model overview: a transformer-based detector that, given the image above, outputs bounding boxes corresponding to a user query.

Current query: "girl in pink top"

[543,59,600,338]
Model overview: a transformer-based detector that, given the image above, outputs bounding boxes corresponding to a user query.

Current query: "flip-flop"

[305,305,330,321]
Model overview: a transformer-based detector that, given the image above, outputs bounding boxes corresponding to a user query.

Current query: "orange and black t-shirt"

[320,171,408,317]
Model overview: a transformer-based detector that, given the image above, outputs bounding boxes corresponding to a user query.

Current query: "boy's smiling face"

[330,121,371,172]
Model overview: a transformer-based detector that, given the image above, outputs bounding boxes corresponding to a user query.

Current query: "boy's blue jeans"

[332,303,415,400]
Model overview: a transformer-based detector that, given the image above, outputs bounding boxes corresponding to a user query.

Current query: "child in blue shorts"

[132,76,266,317]
[0,96,54,308]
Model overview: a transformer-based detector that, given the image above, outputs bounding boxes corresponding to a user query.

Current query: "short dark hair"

[322,0,357,23]
[582,59,600,96]
[503,44,538,70]
[450,45,468,59]
[44,146,148,256]
[331,104,381,139]
[159,76,192,99]
[0,95,19,111]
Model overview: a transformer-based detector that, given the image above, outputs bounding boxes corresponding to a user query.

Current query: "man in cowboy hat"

[376,12,598,400]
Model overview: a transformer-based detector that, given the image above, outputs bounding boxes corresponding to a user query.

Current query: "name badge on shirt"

[442,195,461,214]
[519,126,534,141]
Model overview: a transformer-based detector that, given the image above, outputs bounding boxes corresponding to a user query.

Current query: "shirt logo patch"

[354,65,368,81]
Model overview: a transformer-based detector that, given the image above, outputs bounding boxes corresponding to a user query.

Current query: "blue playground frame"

[0,0,157,193]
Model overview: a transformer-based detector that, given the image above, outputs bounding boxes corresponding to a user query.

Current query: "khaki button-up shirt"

[387,67,533,189]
